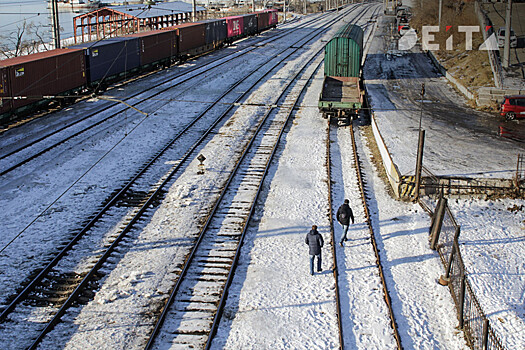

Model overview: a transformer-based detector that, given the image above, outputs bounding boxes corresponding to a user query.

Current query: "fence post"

[482,319,489,350]
[428,194,442,235]
[439,240,456,286]
[414,129,425,201]
[459,274,466,329]
[430,197,447,250]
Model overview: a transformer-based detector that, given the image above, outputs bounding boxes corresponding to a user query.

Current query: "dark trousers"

[310,254,322,274]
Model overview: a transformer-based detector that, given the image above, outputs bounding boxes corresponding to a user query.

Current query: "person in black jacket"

[337,199,354,247]
[305,225,324,275]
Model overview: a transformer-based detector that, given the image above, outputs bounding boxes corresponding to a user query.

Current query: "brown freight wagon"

[257,11,270,32]
[0,48,86,122]
[127,30,178,68]
[163,22,207,58]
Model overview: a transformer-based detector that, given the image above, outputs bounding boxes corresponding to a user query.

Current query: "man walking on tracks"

[305,225,324,275]
[337,199,354,247]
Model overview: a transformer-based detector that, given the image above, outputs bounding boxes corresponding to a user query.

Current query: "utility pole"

[51,0,61,49]
[503,0,512,68]
[304,0,307,15]
[414,83,426,201]
[438,0,442,29]
[252,0,255,12]
[192,0,196,22]
[283,0,287,23]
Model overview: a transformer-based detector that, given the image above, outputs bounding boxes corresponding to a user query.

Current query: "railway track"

[0,7,366,349]
[144,32,326,350]
[0,11,334,177]
[327,121,403,348]
[0,8,353,308]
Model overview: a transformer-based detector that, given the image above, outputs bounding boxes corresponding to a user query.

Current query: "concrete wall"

[371,114,402,198]
[426,50,476,101]
[478,87,525,106]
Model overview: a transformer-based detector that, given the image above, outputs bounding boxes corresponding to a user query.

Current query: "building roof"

[105,1,206,18]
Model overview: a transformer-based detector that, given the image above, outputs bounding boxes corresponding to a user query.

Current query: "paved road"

[363,14,525,178]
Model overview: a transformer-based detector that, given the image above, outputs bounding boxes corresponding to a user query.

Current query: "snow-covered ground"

[0,2,522,349]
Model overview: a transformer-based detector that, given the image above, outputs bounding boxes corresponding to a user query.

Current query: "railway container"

[0,48,86,121]
[127,29,177,67]
[241,13,258,36]
[319,24,364,123]
[268,9,278,27]
[323,24,363,78]
[256,11,271,32]
[200,19,227,48]
[164,22,207,57]
[69,37,140,85]
[257,9,278,32]
[224,16,244,41]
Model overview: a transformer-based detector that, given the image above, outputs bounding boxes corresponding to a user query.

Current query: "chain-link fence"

[425,194,504,350]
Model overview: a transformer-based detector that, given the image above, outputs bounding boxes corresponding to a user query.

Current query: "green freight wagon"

[324,24,363,77]
[319,23,364,123]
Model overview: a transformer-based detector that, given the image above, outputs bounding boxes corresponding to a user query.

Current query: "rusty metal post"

[428,193,442,236]
[482,319,489,350]
[414,129,425,201]
[439,232,458,286]
[430,196,446,250]
[459,274,466,329]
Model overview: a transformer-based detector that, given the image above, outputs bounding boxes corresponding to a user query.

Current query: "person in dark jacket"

[305,225,324,275]
[337,199,354,246]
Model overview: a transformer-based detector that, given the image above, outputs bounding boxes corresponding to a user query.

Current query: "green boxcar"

[324,24,363,78]
[319,23,364,122]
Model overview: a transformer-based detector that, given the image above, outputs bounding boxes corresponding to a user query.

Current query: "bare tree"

[0,21,51,59]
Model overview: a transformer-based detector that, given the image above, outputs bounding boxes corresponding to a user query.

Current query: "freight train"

[318,23,364,124]
[0,9,278,124]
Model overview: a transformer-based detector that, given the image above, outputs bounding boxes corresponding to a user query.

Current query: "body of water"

[0,1,131,52]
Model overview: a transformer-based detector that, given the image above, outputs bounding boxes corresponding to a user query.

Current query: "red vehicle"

[224,16,244,41]
[500,95,525,120]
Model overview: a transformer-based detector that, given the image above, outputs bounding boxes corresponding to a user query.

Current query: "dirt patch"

[359,124,397,200]
[411,0,495,89]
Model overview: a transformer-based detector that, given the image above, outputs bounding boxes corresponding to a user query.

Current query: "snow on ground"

[36,10,348,349]
[448,198,525,349]
[211,65,341,350]
[363,7,525,350]
[0,2,522,349]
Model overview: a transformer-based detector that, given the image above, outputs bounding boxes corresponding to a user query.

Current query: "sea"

[0,0,129,51]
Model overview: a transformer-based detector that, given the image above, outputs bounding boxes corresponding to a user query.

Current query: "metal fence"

[425,194,505,350]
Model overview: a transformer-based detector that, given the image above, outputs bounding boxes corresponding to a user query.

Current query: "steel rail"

[349,123,403,349]
[0,34,304,324]
[143,12,363,350]
[0,12,332,176]
[145,43,326,350]
[204,51,327,350]
[326,119,345,349]
[148,5,374,348]
[20,9,354,349]
[0,12,344,321]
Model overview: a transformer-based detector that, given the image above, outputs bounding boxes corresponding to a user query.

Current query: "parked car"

[497,27,517,48]
[500,95,525,120]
